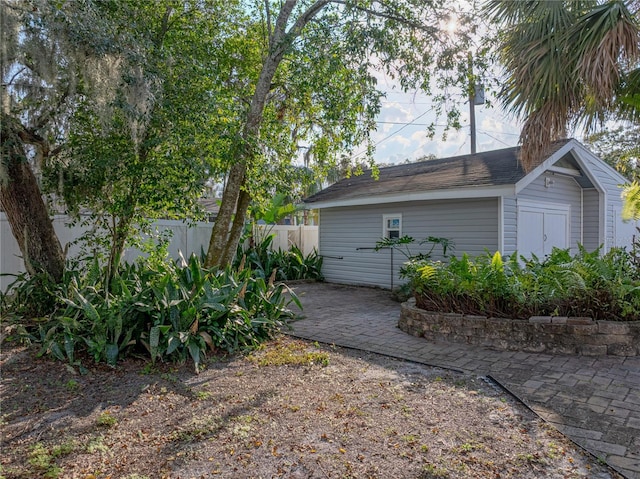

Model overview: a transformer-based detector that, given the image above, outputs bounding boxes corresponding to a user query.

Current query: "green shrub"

[1,271,60,319]
[234,234,323,281]
[405,247,640,321]
[4,254,301,372]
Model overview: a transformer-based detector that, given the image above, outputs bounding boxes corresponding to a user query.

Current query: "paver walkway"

[288,282,640,479]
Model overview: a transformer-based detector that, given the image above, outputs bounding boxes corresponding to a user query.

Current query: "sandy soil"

[0,336,620,479]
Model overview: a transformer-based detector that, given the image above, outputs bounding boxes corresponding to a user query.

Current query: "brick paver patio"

[288,282,640,479]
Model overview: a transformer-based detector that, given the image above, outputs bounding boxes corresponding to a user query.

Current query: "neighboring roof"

[304,140,572,208]
[198,198,221,215]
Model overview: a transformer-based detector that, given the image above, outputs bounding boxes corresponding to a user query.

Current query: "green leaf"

[74,290,101,323]
[166,335,180,355]
[105,343,119,367]
[149,326,160,362]
[64,334,75,363]
[201,302,228,312]
[50,342,66,361]
[491,251,504,271]
[187,340,201,372]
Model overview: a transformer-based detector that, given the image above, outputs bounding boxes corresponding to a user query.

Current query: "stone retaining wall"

[399,299,640,356]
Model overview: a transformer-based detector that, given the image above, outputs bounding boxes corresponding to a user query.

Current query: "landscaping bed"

[403,248,640,323]
[400,299,640,356]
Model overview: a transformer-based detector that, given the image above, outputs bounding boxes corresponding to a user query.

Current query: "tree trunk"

[220,189,251,266]
[0,120,65,282]
[204,1,331,269]
[205,162,245,268]
[106,214,133,287]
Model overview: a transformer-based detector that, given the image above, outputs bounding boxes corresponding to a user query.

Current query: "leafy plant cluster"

[375,235,454,301]
[403,246,640,321]
[375,235,454,261]
[234,234,324,282]
[2,254,300,372]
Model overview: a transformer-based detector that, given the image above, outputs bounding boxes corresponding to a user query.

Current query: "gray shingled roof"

[304,141,571,205]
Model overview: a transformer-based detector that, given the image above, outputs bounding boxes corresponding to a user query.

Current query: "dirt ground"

[0,336,621,479]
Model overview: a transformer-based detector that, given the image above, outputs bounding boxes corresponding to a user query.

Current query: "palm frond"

[486,0,640,172]
[622,180,640,220]
[572,1,640,107]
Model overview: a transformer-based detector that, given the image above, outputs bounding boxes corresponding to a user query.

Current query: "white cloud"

[372,102,522,164]
[364,62,523,164]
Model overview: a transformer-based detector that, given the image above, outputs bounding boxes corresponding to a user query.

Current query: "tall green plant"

[5,253,301,372]
[234,234,323,281]
[405,247,640,321]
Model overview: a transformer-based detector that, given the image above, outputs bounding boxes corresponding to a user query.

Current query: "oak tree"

[203,0,476,268]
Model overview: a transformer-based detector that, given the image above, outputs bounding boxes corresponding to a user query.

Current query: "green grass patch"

[27,440,76,478]
[96,411,117,428]
[247,339,329,367]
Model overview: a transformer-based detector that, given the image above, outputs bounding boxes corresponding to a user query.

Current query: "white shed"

[304,139,638,289]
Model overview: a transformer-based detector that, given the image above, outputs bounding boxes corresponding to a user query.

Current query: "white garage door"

[517,202,570,258]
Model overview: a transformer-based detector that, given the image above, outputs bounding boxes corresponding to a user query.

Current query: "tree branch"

[155,5,175,48]
[287,0,332,39]
[3,67,26,88]
[329,0,439,37]
[270,0,298,55]
[265,0,273,47]
[32,89,69,132]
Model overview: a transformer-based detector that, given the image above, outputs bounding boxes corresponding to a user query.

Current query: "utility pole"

[469,87,477,154]
[468,52,484,155]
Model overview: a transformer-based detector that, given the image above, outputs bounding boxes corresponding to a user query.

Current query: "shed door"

[517,202,569,258]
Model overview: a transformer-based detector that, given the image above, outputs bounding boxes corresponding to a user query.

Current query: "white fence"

[252,224,319,256]
[0,213,318,292]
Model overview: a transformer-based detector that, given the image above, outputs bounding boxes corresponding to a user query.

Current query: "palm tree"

[622,181,640,220]
[485,0,640,172]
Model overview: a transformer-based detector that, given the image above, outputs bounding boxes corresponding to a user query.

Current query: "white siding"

[581,154,638,251]
[582,188,600,251]
[319,198,499,289]
[518,174,582,254]
[502,196,517,256]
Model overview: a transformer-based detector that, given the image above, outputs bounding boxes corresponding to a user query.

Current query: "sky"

[361,75,524,165]
[356,3,526,166]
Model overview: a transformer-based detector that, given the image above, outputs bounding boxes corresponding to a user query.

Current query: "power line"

[350,107,434,160]
[376,121,448,126]
[454,139,468,156]
[375,121,521,139]
[477,128,520,137]
[479,131,512,147]
[379,101,435,106]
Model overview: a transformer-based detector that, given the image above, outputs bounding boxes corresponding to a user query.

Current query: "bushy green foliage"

[404,247,640,321]
[2,254,300,372]
[0,272,60,319]
[234,234,323,282]
[375,235,454,261]
[374,235,453,301]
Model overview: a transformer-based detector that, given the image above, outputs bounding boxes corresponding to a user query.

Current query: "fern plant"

[405,247,639,321]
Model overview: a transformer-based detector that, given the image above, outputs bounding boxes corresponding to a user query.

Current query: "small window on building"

[383,214,402,239]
